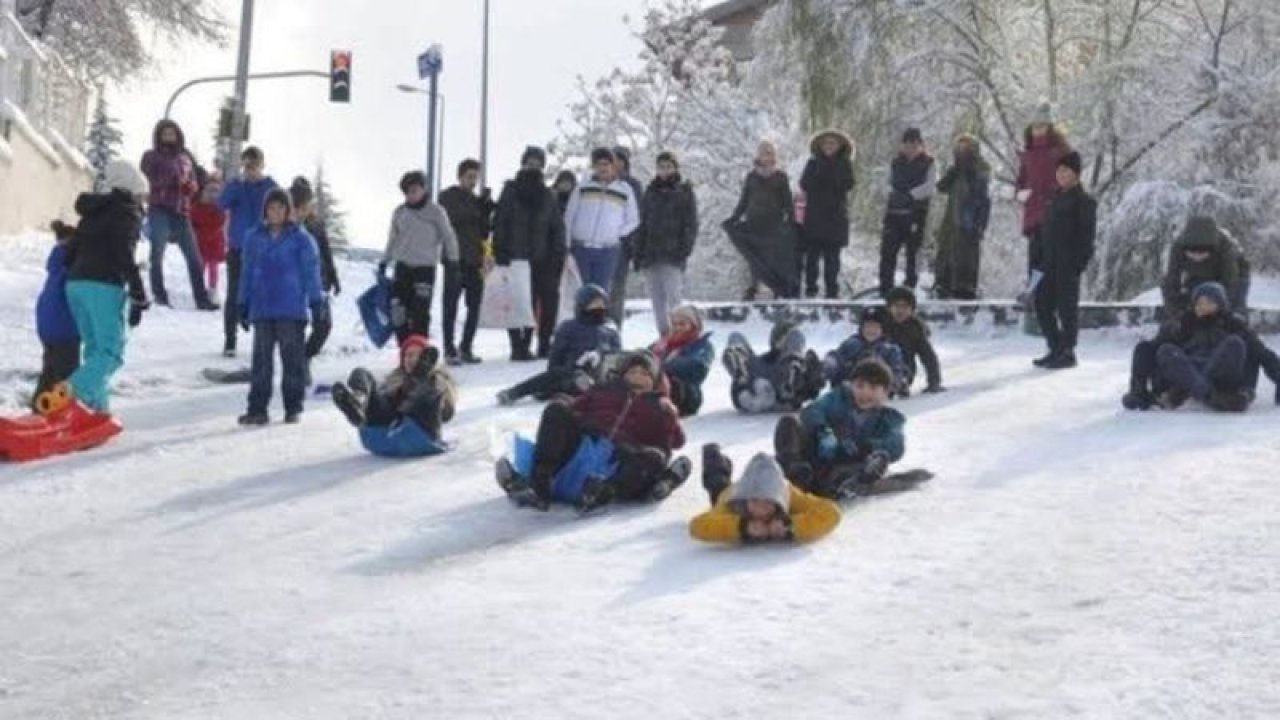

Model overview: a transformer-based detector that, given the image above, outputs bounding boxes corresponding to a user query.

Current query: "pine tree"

[313,163,350,249]
[84,91,123,192]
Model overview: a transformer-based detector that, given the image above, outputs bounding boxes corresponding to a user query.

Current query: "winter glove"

[331,278,342,297]
[310,301,330,327]
[238,304,251,332]
[128,296,150,328]
[839,435,861,459]
[923,383,947,394]
[377,262,388,280]
[816,428,840,461]
[864,451,890,479]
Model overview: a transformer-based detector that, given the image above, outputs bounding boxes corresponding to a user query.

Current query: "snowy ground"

[2,233,1279,719]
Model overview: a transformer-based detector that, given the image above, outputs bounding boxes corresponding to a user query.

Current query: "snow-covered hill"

[2,233,1278,719]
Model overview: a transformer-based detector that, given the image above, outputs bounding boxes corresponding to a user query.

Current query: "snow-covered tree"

[15,0,226,81]
[84,90,123,192]
[313,163,350,250]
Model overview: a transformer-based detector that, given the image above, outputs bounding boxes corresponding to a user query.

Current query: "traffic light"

[330,50,352,103]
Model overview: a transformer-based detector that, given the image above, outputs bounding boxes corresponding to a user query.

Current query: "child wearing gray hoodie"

[380,171,459,343]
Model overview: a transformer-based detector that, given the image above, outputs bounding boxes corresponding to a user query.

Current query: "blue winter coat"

[359,418,449,458]
[238,222,325,323]
[800,387,906,462]
[37,244,79,345]
[658,332,715,416]
[547,285,622,370]
[824,335,909,392]
[218,176,279,251]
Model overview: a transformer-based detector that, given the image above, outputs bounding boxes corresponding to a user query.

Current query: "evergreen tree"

[313,163,350,249]
[84,91,123,192]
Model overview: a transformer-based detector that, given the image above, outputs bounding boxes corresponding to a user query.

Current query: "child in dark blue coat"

[824,306,909,396]
[32,221,81,411]
[775,358,906,499]
[650,305,715,417]
[497,284,622,406]
[236,189,325,426]
[722,320,824,414]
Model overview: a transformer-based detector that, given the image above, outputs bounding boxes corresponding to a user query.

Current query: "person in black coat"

[884,287,944,394]
[552,170,577,216]
[493,146,568,361]
[799,130,855,299]
[288,177,341,363]
[724,141,796,300]
[438,158,496,365]
[634,151,698,336]
[608,146,646,328]
[1033,151,1096,370]
[880,128,936,296]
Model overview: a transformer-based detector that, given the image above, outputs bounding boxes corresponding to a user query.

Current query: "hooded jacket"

[218,175,280,252]
[139,119,196,216]
[238,219,325,322]
[385,200,459,267]
[564,177,640,249]
[635,174,698,268]
[689,454,841,544]
[1161,217,1249,312]
[800,387,906,463]
[800,130,855,249]
[380,336,458,424]
[494,170,566,265]
[547,285,622,371]
[937,148,992,241]
[65,190,146,298]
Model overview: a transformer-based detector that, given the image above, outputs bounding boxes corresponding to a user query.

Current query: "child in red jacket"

[497,350,690,512]
[190,168,228,297]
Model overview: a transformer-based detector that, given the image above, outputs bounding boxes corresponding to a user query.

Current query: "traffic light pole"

[479,0,490,187]
[228,0,255,177]
[164,70,329,120]
[427,71,440,199]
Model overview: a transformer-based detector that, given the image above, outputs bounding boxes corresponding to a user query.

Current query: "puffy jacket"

[569,381,685,451]
[438,185,495,267]
[654,332,714,416]
[1040,184,1096,276]
[824,335,909,393]
[238,222,325,322]
[547,286,622,371]
[635,175,698,269]
[886,152,936,216]
[800,130,855,249]
[139,120,196,216]
[1161,217,1249,313]
[729,169,793,230]
[218,176,279,251]
[800,388,906,462]
[380,364,458,424]
[36,244,79,345]
[689,454,840,544]
[384,202,458,267]
[1015,129,1071,235]
[65,190,146,298]
[493,170,566,264]
[564,178,640,249]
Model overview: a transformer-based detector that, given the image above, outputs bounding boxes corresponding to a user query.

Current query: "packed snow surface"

[2,233,1278,719]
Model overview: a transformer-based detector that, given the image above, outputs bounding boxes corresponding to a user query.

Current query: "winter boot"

[650,456,693,501]
[1207,389,1251,413]
[1043,349,1078,370]
[803,350,825,401]
[331,383,366,427]
[773,414,808,471]
[496,389,516,407]
[577,475,615,515]
[445,348,462,367]
[701,443,734,505]
[1158,388,1189,410]
[722,347,749,384]
[498,458,549,511]
[348,368,377,398]
[1032,349,1057,368]
[461,349,483,365]
[1121,389,1155,411]
[238,413,269,427]
[284,412,301,424]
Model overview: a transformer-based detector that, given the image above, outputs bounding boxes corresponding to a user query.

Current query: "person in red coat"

[1015,102,1072,280]
[190,168,228,298]
[502,350,689,511]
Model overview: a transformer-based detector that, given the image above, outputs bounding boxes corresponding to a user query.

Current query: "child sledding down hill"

[824,306,910,397]
[776,358,918,500]
[884,287,946,395]
[722,320,824,414]
[497,350,690,513]
[331,335,457,457]
[1123,282,1280,413]
[690,446,842,545]
[650,305,715,417]
[497,284,622,406]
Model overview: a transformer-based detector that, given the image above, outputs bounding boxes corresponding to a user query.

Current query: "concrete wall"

[0,112,91,234]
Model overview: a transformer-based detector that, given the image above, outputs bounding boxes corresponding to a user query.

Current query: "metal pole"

[227,0,255,177]
[427,71,439,199]
[436,95,446,195]
[165,71,328,119]
[479,0,490,186]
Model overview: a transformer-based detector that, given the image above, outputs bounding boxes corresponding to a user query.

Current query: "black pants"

[533,258,563,355]
[529,401,666,501]
[1129,340,1160,395]
[442,262,484,354]
[305,297,331,359]
[247,320,307,416]
[611,446,670,501]
[393,263,436,344]
[1026,227,1044,276]
[802,246,842,299]
[505,367,584,403]
[1034,268,1081,352]
[33,340,80,412]
[223,249,242,352]
[880,211,926,293]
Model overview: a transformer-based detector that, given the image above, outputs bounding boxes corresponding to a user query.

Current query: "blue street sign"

[417,44,443,79]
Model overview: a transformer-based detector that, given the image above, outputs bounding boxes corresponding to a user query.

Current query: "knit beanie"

[520,145,547,169]
[104,160,149,196]
[1058,151,1083,177]
[1192,282,1228,310]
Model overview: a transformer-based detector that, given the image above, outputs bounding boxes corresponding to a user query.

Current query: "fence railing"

[0,7,91,162]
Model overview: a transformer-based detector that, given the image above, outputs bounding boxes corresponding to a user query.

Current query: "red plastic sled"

[0,408,122,462]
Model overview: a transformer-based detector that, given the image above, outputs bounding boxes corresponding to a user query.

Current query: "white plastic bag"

[558,257,584,324]
[479,261,536,329]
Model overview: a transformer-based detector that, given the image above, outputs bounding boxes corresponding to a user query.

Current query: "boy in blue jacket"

[824,306,910,396]
[236,189,325,426]
[774,358,906,500]
[218,146,279,358]
[497,284,622,406]
[32,220,81,411]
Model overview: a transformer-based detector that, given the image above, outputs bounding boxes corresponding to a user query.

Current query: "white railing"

[0,3,91,166]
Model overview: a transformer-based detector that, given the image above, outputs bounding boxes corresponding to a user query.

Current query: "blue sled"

[510,434,618,504]
[360,419,449,458]
[358,274,394,349]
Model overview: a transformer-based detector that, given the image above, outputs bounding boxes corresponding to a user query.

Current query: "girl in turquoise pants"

[65,281,128,412]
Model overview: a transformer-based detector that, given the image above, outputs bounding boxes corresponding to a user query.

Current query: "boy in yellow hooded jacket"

[690,445,841,545]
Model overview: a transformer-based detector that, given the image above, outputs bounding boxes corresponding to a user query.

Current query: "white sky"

[112,0,690,249]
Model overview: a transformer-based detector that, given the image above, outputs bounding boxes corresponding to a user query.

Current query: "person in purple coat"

[139,119,217,311]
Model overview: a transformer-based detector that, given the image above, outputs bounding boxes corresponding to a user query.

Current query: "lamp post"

[480,0,491,187]
[396,84,446,196]
[227,0,256,177]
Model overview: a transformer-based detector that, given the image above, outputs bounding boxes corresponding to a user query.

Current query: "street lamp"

[395,84,446,196]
